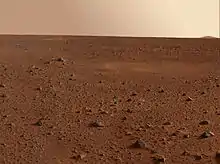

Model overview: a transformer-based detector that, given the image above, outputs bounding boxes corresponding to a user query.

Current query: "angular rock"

[131,139,146,149]
[0,84,5,88]
[186,97,193,101]
[215,150,220,164]
[163,122,172,126]
[32,119,43,126]
[193,154,202,160]
[90,120,104,127]
[200,130,214,139]
[152,154,166,163]
[199,120,209,125]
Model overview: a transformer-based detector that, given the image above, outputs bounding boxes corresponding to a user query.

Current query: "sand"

[0,35,220,164]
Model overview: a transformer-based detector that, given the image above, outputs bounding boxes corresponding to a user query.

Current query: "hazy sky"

[0,0,219,37]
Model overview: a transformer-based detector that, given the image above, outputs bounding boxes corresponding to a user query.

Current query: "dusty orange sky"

[0,0,219,37]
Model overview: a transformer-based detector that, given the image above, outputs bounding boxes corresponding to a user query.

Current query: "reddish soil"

[0,35,220,164]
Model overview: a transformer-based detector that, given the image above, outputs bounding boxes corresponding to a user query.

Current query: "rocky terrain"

[0,35,219,164]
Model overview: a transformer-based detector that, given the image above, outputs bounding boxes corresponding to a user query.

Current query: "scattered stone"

[201,91,206,95]
[127,109,133,113]
[131,139,146,149]
[56,57,65,62]
[9,123,16,127]
[182,93,186,96]
[215,150,220,164]
[193,154,202,160]
[127,98,132,102]
[99,109,109,114]
[113,96,118,104]
[0,93,7,98]
[0,84,5,88]
[200,130,214,139]
[199,120,209,125]
[163,122,172,126]
[75,110,81,114]
[158,89,164,93]
[186,97,193,101]
[16,44,21,48]
[32,119,43,126]
[152,154,166,163]
[125,131,132,135]
[71,153,87,160]
[36,87,42,91]
[122,116,127,120]
[183,134,190,138]
[182,150,190,156]
[131,93,137,96]
[90,120,104,127]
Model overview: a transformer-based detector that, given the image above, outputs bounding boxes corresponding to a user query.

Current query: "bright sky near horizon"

[0,0,219,37]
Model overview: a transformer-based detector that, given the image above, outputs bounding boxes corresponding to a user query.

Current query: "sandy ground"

[0,35,220,164]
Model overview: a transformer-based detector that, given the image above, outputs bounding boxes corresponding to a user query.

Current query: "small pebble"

[158,89,164,93]
[0,93,7,98]
[56,57,65,62]
[215,150,220,164]
[127,109,132,113]
[131,139,146,149]
[201,91,206,95]
[216,150,220,158]
[36,87,42,91]
[0,84,5,88]
[71,153,87,160]
[131,93,137,96]
[199,120,209,125]
[125,131,132,135]
[152,154,166,163]
[90,120,104,127]
[183,134,190,138]
[33,119,43,126]
[163,122,172,126]
[193,154,202,160]
[200,130,214,139]
[186,97,193,101]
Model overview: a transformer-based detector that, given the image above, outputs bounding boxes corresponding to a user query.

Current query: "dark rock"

[216,150,220,158]
[199,120,209,125]
[163,122,172,126]
[215,150,220,164]
[200,130,214,139]
[158,89,164,93]
[152,155,166,163]
[0,94,7,98]
[0,84,5,88]
[201,91,206,95]
[186,97,193,101]
[127,109,133,113]
[56,57,65,62]
[36,87,42,91]
[32,119,43,126]
[125,131,132,135]
[193,154,202,160]
[183,134,190,138]
[127,98,132,102]
[131,139,146,149]
[90,120,104,127]
[131,93,137,96]
[71,153,87,160]
[122,116,127,121]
